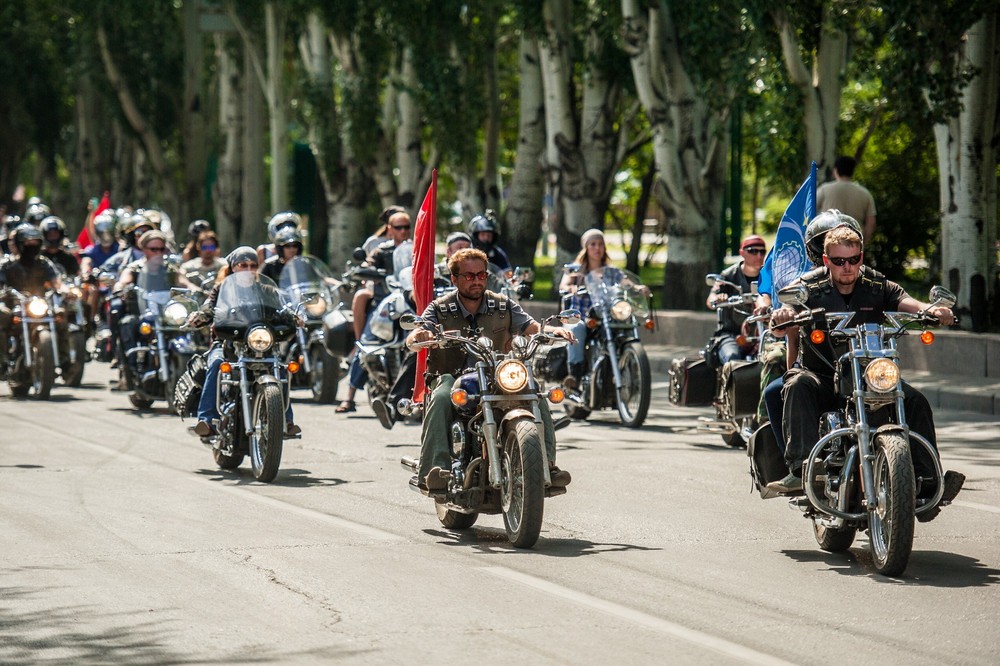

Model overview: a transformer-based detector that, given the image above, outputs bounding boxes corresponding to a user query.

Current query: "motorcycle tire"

[165,356,185,412]
[615,341,651,428]
[129,393,154,410]
[868,432,915,576]
[500,417,545,548]
[62,331,88,387]
[32,330,56,400]
[309,344,340,404]
[435,503,479,530]
[213,447,245,470]
[813,522,857,553]
[249,383,284,483]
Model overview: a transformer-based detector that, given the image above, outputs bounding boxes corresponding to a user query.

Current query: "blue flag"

[758,162,817,302]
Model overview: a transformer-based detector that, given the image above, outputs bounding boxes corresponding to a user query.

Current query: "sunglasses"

[235,261,259,270]
[200,243,217,251]
[826,254,862,267]
[146,246,167,253]
[453,271,489,282]
[392,224,411,231]
[743,247,766,255]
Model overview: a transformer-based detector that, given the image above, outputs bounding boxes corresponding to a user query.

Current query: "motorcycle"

[355,273,413,410]
[56,278,90,386]
[696,273,767,447]
[278,256,341,403]
[123,269,202,410]
[201,272,301,483]
[3,287,61,399]
[399,310,580,548]
[555,266,654,428]
[764,283,958,576]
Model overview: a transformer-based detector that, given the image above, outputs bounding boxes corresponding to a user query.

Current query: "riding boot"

[564,362,585,391]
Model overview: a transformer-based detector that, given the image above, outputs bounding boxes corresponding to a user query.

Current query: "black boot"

[564,363,585,391]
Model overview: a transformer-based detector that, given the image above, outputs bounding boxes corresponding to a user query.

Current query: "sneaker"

[765,473,803,494]
[549,466,572,487]
[424,466,451,491]
[371,397,395,430]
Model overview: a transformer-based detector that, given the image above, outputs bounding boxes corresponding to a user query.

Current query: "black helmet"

[274,227,303,248]
[39,215,67,247]
[14,223,43,247]
[94,211,117,245]
[121,212,154,247]
[24,203,51,226]
[804,209,863,266]
[266,211,302,242]
[468,213,499,238]
[188,219,211,241]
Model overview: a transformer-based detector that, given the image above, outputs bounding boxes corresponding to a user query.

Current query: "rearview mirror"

[928,285,956,309]
[705,273,723,287]
[352,247,366,261]
[399,313,421,331]
[777,283,808,307]
[558,309,582,326]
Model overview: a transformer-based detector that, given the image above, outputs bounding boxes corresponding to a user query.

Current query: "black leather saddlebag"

[667,356,715,406]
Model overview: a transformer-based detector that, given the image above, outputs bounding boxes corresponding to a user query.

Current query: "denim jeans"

[566,321,588,365]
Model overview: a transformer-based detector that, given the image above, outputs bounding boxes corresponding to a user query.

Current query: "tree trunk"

[265,2,287,212]
[213,35,244,251]
[622,0,728,310]
[934,11,999,330]
[242,45,266,246]
[182,0,209,223]
[505,36,547,268]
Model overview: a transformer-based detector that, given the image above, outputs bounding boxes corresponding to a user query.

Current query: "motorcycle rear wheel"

[32,330,56,400]
[129,393,154,409]
[62,330,87,387]
[249,383,284,483]
[813,522,857,552]
[500,417,545,548]
[213,447,245,470]
[435,503,479,530]
[309,344,340,404]
[616,342,651,428]
[869,432,915,576]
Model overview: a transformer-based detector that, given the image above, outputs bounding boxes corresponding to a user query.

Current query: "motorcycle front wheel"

[32,330,56,400]
[500,417,545,548]
[249,382,285,483]
[869,432,915,576]
[62,330,87,387]
[309,344,340,404]
[616,341,651,428]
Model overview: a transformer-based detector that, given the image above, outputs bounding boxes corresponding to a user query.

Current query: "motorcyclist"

[405,248,574,491]
[186,246,301,438]
[703,235,766,368]
[181,219,213,262]
[0,224,63,371]
[766,225,965,520]
[39,216,80,278]
[23,202,51,227]
[468,211,511,271]
[256,211,303,265]
[1,214,23,254]
[180,230,225,286]
[260,227,303,282]
[79,211,121,275]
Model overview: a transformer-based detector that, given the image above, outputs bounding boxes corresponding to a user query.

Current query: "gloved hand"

[187,310,211,328]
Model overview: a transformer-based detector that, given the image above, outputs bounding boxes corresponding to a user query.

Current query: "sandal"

[335,400,356,413]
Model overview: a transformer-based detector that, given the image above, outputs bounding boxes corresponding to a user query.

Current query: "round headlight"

[26,298,49,318]
[496,359,528,393]
[246,326,274,352]
[611,299,633,321]
[305,296,328,318]
[864,358,899,393]
[162,302,189,326]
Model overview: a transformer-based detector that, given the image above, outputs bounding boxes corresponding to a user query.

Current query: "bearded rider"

[405,248,574,492]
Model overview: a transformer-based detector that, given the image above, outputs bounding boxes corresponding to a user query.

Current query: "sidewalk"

[524,302,1000,418]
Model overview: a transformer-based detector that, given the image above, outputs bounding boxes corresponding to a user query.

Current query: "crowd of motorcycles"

[2,205,962,575]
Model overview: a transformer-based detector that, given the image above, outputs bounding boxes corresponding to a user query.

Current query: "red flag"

[411,170,438,403]
[76,191,110,250]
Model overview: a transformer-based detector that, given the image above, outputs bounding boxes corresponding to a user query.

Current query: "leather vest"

[798,265,888,374]
[426,290,514,376]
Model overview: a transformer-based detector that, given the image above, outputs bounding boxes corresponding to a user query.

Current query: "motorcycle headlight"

[864,358,899,393]
[246,326,274,352]
[26,298,49,318]
[496,359,528,393]
[162,302,189,326]
[611,299,633,321]
[305,296,328,318]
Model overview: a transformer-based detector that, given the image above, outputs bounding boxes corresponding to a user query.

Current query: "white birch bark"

[212,34,244,251]
[242,46,266,246]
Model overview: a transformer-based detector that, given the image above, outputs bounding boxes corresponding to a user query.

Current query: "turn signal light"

[920,330,935,345]
[451,388,469,407]
[736,334,748,347]
[548,387,565,404]
[810,330,826,344]
[12,316,20,325]
[644,318,655,330]
[288,361,301,374]
[586,318,599,329]
[219,362,232,373]
[139,322,153,336]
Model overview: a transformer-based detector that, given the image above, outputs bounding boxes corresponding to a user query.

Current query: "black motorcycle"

[3,287,60,399]
[202,272,300,483]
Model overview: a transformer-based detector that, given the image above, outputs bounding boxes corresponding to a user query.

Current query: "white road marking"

[952,500,1000,515]
[483,566,798,666]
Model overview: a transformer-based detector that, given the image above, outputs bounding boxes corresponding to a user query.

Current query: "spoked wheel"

[309,344,340,404]
[868,432,915,576]
[31,331,56,400]
[500,417,545,548]
[165,355,185,412]
[249,383,285,483]
[62,330,88,387]
[615,342,651,428]
[435,503,479,530]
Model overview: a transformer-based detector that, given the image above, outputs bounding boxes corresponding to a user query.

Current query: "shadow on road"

[193,467,349,488]
[424,527,661,557]
[781,548,1000,587]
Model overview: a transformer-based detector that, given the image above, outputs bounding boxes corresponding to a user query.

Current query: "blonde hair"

[824,227,863,254]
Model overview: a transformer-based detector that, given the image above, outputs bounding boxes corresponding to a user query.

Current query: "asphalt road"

[2,363,999,665]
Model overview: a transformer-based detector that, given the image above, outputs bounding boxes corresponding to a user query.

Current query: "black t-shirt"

[709,261,758,335]
[0,256,61,297]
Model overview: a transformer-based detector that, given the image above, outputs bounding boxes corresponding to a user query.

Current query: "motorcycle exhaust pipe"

[400,455,418,473]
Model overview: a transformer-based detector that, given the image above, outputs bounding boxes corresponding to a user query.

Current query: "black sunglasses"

[453,271,489,282]
[234,261,259,269]
[743,246,766,255]
[826,254,862,267]
[392,224,411,231]
[146,246,167,253]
